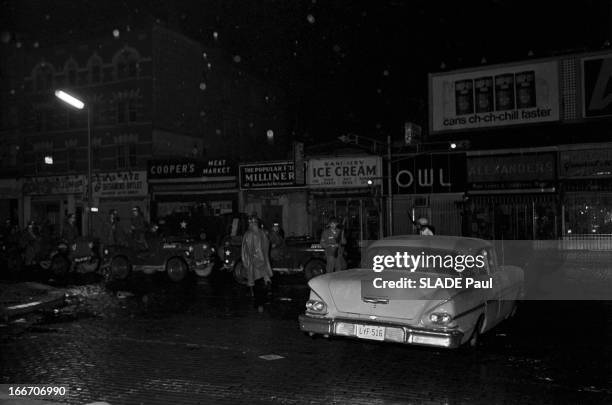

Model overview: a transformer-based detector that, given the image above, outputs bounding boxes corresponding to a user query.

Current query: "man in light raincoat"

[241,216,273,312]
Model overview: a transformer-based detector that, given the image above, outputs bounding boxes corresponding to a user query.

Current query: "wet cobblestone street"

[2,274,612,404]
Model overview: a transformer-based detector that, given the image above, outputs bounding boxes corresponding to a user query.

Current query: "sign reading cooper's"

[467,152,556,190]
[308,156,381,188]
[240,162,297,189]
[430,61,560,133]
[23,175,86,195]
[560,148,612,178]
[148,158,235,180]
[92,171,148,198]
[393,153,466,194]
[583,54,612,118]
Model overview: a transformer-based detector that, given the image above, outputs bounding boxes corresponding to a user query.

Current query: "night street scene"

[2,1,612,404]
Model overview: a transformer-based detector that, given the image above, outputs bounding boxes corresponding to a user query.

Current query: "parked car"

[39,237,101,278]
[223,235,331,284]
[102,228,217,283]
[299,235,524,349]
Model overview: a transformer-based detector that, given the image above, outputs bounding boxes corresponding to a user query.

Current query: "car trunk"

[326,270,454,322]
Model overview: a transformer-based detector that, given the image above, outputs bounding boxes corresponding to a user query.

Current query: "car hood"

[310,269,461,322]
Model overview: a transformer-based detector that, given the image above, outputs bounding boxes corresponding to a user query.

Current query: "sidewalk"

[0,282,65,321]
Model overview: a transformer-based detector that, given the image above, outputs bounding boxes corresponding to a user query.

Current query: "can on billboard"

[455,79,474,115]
[495,73,515,111]
[515,70,537,109]
[474,76,494,113]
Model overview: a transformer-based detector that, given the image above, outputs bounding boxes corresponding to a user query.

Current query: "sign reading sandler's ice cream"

[308,156,381,188]
[430,61,560,133]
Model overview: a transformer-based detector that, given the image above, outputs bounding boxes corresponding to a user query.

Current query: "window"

[113,48,139,80]
[34,65,54,92]
[128,100,137,122]
[117,61,127,79]
[116,143,136,169]
[91,64,101,83]
[65,60,78,86]
[92,146,101,170]
[35,109,48,132]
[67,148,77,171]
[117,101,127,123]
[128,61,138,78]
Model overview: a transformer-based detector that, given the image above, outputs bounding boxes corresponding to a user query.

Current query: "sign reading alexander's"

[393,153,466,194]
[23,175,86,195]
[560,148,612,178]
[148,158,235,180]
[467,152,556,190]
[92,171,148,198]
[308,156,381,188]
[240,162,299,189]
[430,61,560,133]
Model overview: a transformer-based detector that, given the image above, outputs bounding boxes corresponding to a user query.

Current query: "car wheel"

[468,316,484,348]
[166,257,187,283]
[51,255,70,277]
[233,261,249,285]
[110,256,131,280]
[304,259,326,281]
[79,256,101,273]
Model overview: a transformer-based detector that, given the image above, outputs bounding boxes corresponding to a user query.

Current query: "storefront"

[464,149,558,240]
[239,161,308,236]
[22,175,87,236]
[148,158,238,222]
[559,144,612,249]
[90,170,149,237]
[391,152,466,236]
[307,155,383,245]
[0,178,23,227]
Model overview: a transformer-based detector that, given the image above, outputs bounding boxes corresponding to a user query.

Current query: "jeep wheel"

[304,259,326,281]
[166,257,187,283]
[110,256,131,280]
[233,261,248,285]
[51,255,70,278]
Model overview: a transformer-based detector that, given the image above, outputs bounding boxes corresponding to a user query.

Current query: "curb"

[0,282,66,321]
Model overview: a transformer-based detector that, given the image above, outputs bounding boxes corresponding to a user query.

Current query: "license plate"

[355,324,385,341]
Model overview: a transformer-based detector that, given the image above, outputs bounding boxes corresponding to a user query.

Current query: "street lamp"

[55,89,92,236]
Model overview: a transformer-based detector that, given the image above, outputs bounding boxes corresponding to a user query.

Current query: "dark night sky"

[1,0,610,142]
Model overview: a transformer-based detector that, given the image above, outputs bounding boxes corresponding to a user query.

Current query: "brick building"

[0,24,289,236]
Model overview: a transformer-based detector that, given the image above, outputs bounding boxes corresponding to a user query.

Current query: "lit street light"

[55,89,93,236]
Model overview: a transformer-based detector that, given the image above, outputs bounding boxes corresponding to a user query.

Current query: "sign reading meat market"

[148,158,236,181]
[92,171,148,198]
[308,156,381,188]
[240,162,299,189]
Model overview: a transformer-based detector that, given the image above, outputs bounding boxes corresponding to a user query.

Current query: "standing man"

[61,213,80,244]
[241,216,273,313]
[269,222,285,263]
[320,217,344,273]
[130,206,149,249]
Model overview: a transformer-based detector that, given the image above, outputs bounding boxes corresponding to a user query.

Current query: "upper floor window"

[65,59,78,86]
[66,148,77,171]
[114,48,140,80]
[34,63,54,92]
[116,99,137,123]
[88,55,103,84]
[116,143,136,169]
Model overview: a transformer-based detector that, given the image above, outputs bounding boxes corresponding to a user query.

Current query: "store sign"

[583,54,612,118]
[23,175,86,195]
[560,148,612,178]
[240,162,298,189]
[148,158,235,180]
[430,61,560,133]
[393,153,466,194]
[92,171,148,198]
[467,152,556,190]
[308,156,381,188]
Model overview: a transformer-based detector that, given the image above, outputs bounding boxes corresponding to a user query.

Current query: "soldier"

[269,222,285,262]
[241,216,273,313]
[130,206,149,249]
[61,213,79,244]
[320,217,345,273]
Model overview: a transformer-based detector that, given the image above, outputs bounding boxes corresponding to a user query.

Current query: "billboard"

[307,156,381,188]
[430,61,560,133]
[583,54,612,118]
[148,158,235,181]
[92,171,148,198]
